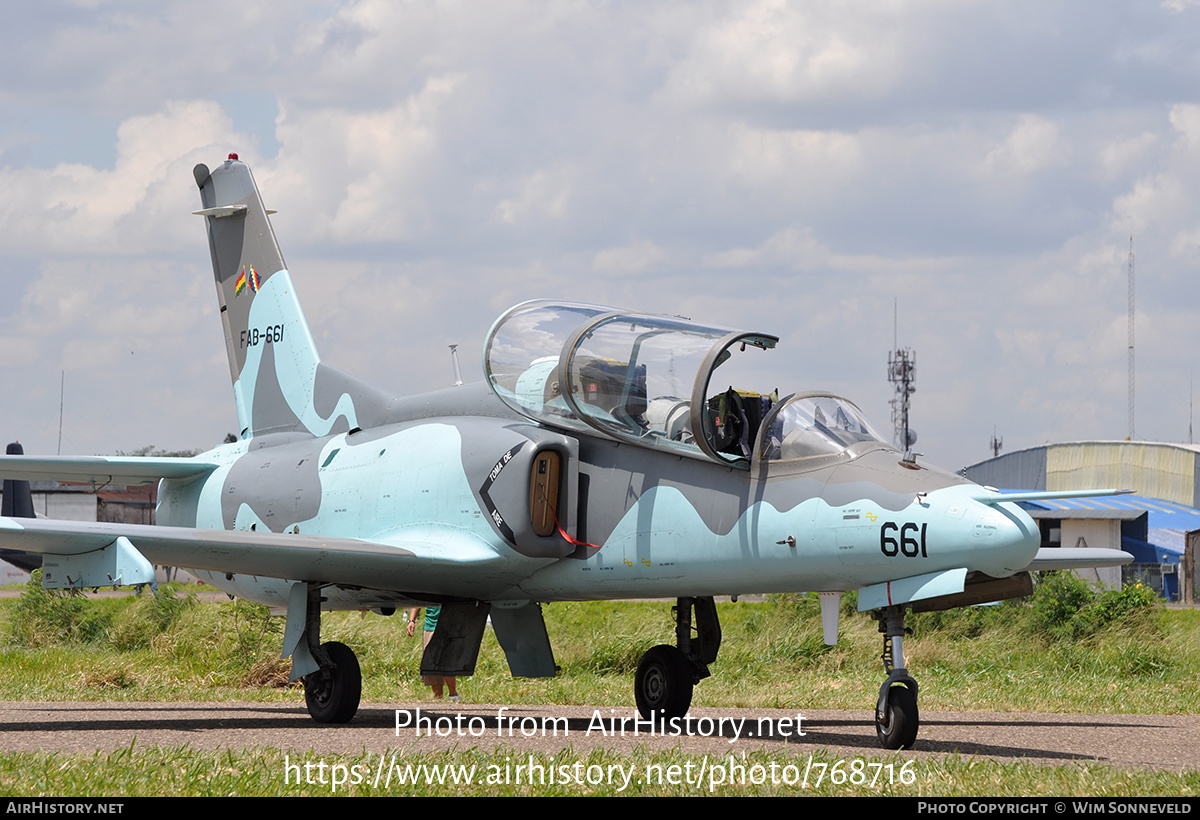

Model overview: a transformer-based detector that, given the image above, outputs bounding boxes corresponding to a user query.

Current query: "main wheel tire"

[876,683,919,750]
[305,641,362,724]
[635,644,694,720]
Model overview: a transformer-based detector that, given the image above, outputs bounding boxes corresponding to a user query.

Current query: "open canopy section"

[485,300,780,466]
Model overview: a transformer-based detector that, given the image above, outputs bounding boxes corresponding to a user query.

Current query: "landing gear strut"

[293,583,362,724]
[872,605,918,750]
[634,596,721,720]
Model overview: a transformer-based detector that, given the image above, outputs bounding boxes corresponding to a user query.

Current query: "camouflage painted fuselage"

[155,381,1037,610]
[164,157,1041,612]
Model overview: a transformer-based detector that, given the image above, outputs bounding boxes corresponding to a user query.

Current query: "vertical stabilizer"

[193,156,391,439]
[1,442,34,520]
[1,442,41,573]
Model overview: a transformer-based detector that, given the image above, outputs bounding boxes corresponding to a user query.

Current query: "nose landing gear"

[877,681,918,750]
[873,604,919,749]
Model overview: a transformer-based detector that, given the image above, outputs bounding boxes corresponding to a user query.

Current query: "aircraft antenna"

[1127,236,1135,441]
[887,308,916,456]
[57,370,64,455]
[449,344,464,387]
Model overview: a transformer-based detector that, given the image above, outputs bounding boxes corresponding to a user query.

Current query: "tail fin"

[193,156,390,439]
[1,441,42,573]
[1,442,35,519]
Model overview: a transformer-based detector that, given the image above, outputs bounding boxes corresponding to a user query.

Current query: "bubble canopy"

[483,300,889,467]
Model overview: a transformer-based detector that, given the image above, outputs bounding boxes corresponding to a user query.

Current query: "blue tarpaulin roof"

[1009,491,1194,565]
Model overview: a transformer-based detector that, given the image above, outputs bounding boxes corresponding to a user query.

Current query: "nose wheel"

[876,681,918,750]
[872,605,919,750]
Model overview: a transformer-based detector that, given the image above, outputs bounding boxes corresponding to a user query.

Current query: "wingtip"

[973,487,1139,505]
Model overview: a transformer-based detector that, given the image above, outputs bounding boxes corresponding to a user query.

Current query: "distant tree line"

[115,433,237,458]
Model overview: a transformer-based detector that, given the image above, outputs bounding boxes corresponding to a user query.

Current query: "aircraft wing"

[0,455,219,485]
[1024,547,1134,571]
[970,488,1134,505]
[0,516,506,594]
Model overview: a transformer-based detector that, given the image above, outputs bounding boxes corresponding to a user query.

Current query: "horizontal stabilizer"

[192,204,248,218]
[972,488,1133,506]
[0,455,218,485]
[192,205,276,217]
[1025,547,1134,571]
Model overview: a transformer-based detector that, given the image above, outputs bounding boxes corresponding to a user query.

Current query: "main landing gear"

[872,605,919,750]
[634,596,721,720]
[305,641,362,723]
[292,583,363,724]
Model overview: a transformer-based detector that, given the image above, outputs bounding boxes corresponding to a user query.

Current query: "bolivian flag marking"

[234,266,261,297]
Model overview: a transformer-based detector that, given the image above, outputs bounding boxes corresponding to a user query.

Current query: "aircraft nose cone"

[978,502,1040,576]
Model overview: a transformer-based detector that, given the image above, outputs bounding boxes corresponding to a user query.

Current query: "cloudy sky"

[1,0,1199,471]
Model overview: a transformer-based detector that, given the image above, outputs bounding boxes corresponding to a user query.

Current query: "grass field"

[0,574,1196,796]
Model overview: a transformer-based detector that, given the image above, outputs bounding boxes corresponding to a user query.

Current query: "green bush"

[910,603,1003,639]
[8,569,111,647]
[109,584,197,650]
[218,598,282,675]
[1025,572,1160,641]
[1027,571,1096,639]
[1092,581,1158,626]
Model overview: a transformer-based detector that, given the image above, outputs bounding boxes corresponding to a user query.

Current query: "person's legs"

[421,629,445,697]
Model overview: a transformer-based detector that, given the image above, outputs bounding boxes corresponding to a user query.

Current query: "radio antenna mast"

[1128,237,1135,441]
[888,300,917,456]
[57,370,64,455]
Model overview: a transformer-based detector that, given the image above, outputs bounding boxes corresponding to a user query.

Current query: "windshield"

[760,395,890,461]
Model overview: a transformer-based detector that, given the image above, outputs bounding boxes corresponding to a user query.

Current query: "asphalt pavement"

[0,701,1195,772]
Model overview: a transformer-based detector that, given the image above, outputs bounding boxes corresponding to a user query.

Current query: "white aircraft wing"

[0,455,218,485]
[1025,547,1134,571]
[971,488,1135,505]
[0,516,506,595]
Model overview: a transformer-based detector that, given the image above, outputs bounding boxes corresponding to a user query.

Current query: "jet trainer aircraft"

[0,156,1132,749]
